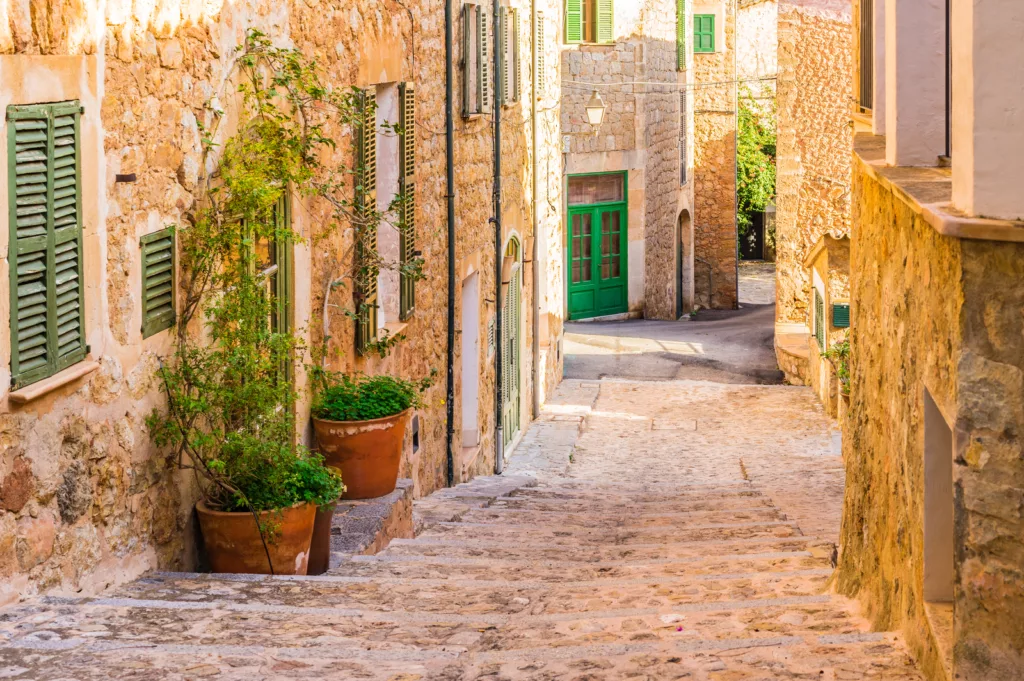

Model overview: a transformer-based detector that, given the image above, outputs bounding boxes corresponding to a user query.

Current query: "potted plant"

[311,373,429,499]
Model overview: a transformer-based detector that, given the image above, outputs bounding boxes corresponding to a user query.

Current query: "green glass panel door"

[567,204,627,320]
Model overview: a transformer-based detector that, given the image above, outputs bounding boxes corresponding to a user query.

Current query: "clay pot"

[196,501,316,575]
[312,408,411,500]
[306,504,336,576]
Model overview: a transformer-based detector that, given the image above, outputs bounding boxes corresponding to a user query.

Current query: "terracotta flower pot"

[306,504,336,576]
[312,408,411,500]
[196,501,316,575]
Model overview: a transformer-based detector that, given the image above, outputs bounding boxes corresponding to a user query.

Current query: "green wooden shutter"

[513,9,522,102]
[536,11,546,95]
[694,14,714,53]
[498,7,508,106]
[463,5,473,117]
[596,0,614,43]
[355,88,378,354]
[565,0,583,43]
[399,82,417,321]
[814,288,825,351]
[832,303,850,329]
[676,0,686,70]
[140,227,176,338]
[479,8,492,114]
[8,101,86,389]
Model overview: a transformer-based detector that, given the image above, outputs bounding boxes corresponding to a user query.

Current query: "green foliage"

[823,338,851,395]
[312,373,433,422]
[737,88,777,243]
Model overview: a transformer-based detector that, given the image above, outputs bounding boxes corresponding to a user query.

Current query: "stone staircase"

[0,475,923,680]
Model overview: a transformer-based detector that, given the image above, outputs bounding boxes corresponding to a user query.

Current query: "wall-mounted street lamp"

[585,90,606,129]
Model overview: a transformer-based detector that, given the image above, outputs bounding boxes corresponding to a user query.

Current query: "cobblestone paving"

[0,380,923,680]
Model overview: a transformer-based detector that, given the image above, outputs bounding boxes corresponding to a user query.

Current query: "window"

[832,303,850,329]
[140,227,176,338]
[7,101,86,389]
[814,288,825,351]
[355,87,379,353]
[694,14,714,53]
[462,4,492,117]
[254,195,292,337]
[499,8,523,105]
[676,0,686,70]
[858,0,873,110]
[565,0,613,45]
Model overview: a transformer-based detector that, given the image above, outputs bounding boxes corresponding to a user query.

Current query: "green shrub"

[823,338,851,395]
[312,374,429,422]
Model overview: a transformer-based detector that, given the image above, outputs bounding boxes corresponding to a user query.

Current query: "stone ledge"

[8,360,100,405]
[854,133,1024,244]
[328,479,414,566]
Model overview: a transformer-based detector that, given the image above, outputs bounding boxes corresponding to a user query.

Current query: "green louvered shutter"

[596,0,614,43]
[814,289,825,351]
[498,7,509,106]
[141,227,176,338]
[399,82,416,321]
[8,101,86,389]
[676,0,686,70]
[462,5,474,116]
[513,9,522,102]
[832,303,850,329]
[479,8,493,114]
[536,11,546,96]
[565,0,583,43]
[355,88,378,354]
[694,14,714,52]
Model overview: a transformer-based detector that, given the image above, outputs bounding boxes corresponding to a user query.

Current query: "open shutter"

[355,88,378,353]
[679,89,687,184]
[814,289,825,351]
[141,227,176,338]
[498,8,508,106]
[8,101,85,389]
[676,0,686,70]
[513,9,522,102]
[462,5,473,116]
[536,11,546,96]
[596,0,614,43]
[399,82,417,321]
[565,0,582,44]
[479,8,492,114]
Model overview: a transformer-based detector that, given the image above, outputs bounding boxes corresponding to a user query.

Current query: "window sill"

[9,360,100,405]
[382,321,410,338]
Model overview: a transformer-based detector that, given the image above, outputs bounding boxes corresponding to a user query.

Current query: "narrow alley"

[0,269,923,680]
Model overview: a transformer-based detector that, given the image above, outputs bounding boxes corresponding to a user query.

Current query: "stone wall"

[561,0,684,320]
[737,0,777,97]
[0,0,560,601]
[692,0,737,309]
[774,0,852,326]
[840,141,1024,681]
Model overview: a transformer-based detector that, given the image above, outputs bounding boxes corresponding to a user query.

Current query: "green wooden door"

[568,204,627,320]
[502,263,521,445]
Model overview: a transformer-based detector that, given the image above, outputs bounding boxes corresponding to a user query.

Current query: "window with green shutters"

[462,4,492,117]
[565,0,613,44]
[398,82,417,321]
[814,288,825,351]
[140,227,176,338]
[355,88,379,354]
[676,0,686,70]
[694,14,714,53]
[7,101,87,389]
[832,303,850,329]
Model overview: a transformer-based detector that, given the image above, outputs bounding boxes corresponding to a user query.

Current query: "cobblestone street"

[0,375,923,680]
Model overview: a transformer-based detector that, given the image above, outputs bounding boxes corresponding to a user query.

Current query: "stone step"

[417,518,803,547]
[509,482,761,502]
[330,550,830,583]
[382,534,827,564]
[487,494,776,514]
[459,505,786,528]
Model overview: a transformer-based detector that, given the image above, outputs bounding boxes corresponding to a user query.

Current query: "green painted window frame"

[140,227,176,338]
[7,100,87,390]
[676,0,686,70]
[694,14,715,53]
[565,0,613,44]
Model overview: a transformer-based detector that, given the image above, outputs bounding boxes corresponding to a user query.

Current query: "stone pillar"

[884,0,945,166]
[871,0,885,135]
[951,0,1024,221]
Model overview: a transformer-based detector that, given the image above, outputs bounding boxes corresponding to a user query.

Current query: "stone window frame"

[691,0,726,55]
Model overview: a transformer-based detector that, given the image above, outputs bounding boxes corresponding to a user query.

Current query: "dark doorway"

[740,211,765,261]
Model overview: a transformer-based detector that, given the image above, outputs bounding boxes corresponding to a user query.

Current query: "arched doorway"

[501,237,522,446]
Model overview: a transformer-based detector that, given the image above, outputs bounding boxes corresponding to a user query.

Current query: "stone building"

[560,0,693,321]
[772,0,853,402]
[0,0,563,603]
[838,2,1024,680]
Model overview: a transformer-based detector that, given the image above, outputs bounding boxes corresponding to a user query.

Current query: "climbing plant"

[146,31,418,517]
[823,337,851,396]
[736,87,777,248]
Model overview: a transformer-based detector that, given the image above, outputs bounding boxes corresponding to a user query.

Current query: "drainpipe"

[530,1,541,421]
[444,0,457,487]
[492,0,505,474]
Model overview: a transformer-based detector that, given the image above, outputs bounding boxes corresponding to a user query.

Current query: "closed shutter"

[676,0,686,70]
[694,14,714,52]
[536,11,546,96]
[814,289,825,351]
[832,303,850,329]
[479,8,492,114]
[399,82,417,321]
[355,88,378,354]
[8,101,86,389]
[596,0,614,43]
[565,0,583,43]
[141,227,176,338]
